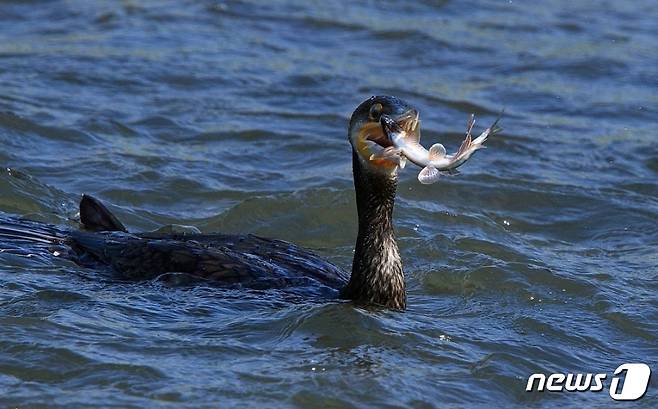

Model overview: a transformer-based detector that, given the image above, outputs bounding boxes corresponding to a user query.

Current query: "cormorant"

[0,96,430,310]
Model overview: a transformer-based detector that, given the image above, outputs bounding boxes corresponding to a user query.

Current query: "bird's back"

[67,229,349,293]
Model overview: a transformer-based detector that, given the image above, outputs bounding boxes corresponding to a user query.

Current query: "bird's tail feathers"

[0,219,63,244]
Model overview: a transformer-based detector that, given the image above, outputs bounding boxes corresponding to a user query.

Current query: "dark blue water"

[0,0,656,407]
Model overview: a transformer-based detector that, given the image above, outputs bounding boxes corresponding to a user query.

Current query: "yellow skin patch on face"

[356,122,398,170]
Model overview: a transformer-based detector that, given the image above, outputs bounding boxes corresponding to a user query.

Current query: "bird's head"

[348,95,420,173]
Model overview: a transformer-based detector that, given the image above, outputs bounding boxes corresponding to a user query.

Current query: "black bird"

[0,96,422,309]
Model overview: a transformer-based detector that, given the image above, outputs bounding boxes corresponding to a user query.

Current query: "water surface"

[0,0,657,407]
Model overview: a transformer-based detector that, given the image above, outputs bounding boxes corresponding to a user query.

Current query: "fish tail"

[487,112,504,137]
[473,110,504,146]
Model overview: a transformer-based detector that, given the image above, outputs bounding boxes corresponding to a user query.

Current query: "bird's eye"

[369,103,383,121]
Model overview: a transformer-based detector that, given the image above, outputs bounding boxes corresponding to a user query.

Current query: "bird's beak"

[368,109,420,147]
[380,109,420,143]
[355,109,420,169]
[380,114,404,140]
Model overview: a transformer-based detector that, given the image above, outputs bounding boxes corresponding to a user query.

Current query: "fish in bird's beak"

[381,111,502,184]
[348,95,500,181]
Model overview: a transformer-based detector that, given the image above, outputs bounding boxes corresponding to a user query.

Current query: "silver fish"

[380,113,501,184]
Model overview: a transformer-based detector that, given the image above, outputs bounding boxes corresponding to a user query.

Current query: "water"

[0,0,656,407]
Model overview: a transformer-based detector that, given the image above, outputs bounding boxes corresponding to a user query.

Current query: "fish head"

[348,96,420,172]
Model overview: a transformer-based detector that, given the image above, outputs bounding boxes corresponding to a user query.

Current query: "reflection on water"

[0,0,656,407]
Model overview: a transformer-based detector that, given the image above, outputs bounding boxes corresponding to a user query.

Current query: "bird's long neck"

[341,151,406,309]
